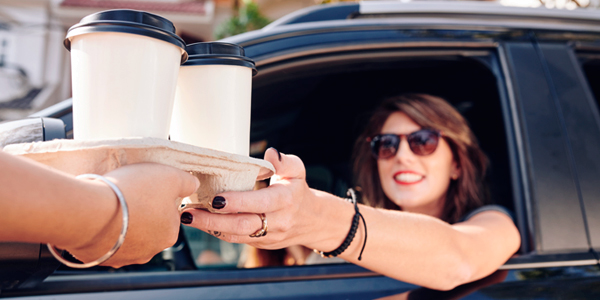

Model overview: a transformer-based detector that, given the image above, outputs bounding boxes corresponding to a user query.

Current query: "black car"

[2,1,600,299]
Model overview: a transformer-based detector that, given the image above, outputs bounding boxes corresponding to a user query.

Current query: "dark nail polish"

[212,196,226,209]
[270,147,282,161]
[180,212,193,224]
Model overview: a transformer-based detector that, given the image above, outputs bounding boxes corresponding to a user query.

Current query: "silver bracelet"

[47,174,129,268]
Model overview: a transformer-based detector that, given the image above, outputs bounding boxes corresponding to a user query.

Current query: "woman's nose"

[394,137,416,163]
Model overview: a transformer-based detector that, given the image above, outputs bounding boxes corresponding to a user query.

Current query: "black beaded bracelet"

[315,188,368,261]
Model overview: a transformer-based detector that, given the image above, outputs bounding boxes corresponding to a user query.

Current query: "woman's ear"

[450,161,460,180]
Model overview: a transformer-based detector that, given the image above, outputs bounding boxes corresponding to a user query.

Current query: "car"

[2,1,600,299]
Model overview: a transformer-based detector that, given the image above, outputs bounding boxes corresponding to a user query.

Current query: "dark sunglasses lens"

[408,130,440,156]
[372,135,399,159]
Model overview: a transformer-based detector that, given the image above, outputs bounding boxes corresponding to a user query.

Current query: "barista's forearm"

[0,151,116,249]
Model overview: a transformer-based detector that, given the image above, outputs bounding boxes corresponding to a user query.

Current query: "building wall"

[0,0,70,121]
[0,0,319,121]
[257,0,318,21]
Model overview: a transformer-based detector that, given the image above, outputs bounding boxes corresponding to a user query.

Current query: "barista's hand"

[67,163,199,268]
[181,148,351,252]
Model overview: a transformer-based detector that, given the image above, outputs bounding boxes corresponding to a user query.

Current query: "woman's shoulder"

[459,205,515,223]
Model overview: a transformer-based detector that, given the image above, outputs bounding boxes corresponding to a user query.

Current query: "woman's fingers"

[265,148,306,181]
[208,149,307,214]
[177,170,201,197]
[214,183,300,214]
[105,163,199,198]
[182,209,265,237]
[179,149,312,249]
[181,209,296,249]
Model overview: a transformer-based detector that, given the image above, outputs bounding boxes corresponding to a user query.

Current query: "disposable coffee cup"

[170,42,257,156]
[64,9,187,140]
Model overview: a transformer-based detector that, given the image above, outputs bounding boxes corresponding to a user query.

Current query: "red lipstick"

[393,171,425,185]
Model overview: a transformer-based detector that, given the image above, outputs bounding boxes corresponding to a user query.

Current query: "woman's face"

[377,112,459,217]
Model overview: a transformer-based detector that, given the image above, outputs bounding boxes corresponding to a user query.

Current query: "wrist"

[51,174,130,268]
[313,189,367,261]
[306,189,356,252]
[60,178,120,251]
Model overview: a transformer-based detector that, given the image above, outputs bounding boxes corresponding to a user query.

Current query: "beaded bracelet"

[315,188,368,261]
[47,174,129,268]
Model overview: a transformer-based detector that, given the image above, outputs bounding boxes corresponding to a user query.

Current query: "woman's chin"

[388,192,438,210]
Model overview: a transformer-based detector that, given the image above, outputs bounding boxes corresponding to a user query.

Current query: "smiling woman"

[182,93,521,291]
[355,94,488,223]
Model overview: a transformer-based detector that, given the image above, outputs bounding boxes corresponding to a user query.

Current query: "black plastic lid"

[183,42,256,76]
[64,10,187,63]
[186,42,246,57]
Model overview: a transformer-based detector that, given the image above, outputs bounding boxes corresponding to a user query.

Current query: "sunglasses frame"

[368,129,442,159]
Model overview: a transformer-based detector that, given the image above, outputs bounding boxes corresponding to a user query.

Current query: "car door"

[461,37,600,299]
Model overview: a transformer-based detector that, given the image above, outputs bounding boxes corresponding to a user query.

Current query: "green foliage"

[318,0,357,3]
[214,2,270,40]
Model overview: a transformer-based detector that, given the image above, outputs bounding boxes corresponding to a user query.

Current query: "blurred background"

[0,0,598,122]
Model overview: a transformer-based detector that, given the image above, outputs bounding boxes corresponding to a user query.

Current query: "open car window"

[178,48,517,270]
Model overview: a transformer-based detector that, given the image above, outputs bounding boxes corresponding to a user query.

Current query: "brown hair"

[353,94,488,223]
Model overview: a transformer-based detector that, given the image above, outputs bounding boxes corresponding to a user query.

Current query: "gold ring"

[249,213,268,238]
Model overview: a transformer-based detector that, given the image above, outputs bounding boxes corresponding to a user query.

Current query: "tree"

[214,0,270,40]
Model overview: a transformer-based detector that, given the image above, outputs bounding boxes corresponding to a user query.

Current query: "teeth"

[395,173,424,183]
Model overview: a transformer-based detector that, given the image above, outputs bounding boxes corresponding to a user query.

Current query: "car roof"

[358,1,600,22]
[222,1,600,46]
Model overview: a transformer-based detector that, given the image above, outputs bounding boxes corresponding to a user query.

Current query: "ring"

[249,213,268,238]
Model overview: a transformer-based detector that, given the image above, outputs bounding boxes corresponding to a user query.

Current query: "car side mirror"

[0,117,66,148]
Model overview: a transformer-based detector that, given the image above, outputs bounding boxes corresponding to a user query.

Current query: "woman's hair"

[352,94,488,223]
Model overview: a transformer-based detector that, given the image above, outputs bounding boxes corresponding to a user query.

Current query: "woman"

[181,94,520,290]
[0,150,199,268]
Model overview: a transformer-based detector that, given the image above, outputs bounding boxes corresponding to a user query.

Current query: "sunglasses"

[368,129,442,159]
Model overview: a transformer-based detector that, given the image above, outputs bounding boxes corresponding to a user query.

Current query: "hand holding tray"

[3,137,274,212]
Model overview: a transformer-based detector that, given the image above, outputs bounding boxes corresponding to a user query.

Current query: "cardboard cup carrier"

[64,10,187,140]
[170,42,257,156]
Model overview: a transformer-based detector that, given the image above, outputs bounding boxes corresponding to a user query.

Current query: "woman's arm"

[324,195,518,290]
[182,148,520,290]
[0,150,199,268]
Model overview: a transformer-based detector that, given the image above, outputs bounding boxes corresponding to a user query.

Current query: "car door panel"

[502,42,589,253]
[537,43,600,252]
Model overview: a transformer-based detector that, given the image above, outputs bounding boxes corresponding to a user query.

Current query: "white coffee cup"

[170,42,256,156]
[64,10,187,140]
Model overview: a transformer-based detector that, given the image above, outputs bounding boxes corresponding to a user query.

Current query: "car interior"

[580,53,600,109]
[177,50,517,270]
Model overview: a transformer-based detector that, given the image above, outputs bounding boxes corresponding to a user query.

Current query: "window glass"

[183,226,244,268]
[580,56,600,113]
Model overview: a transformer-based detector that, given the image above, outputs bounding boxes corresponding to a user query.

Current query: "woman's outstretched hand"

[66,163,200,268]
[178,148,519,290]
[181,148,353,252]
